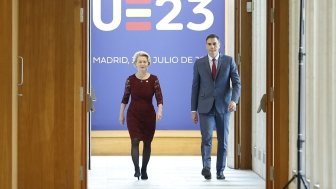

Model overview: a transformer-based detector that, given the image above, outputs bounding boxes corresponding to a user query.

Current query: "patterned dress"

[121,74,163,141]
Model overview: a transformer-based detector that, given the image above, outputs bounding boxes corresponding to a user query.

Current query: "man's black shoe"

[216,172,225,180]
[201,167,211,180]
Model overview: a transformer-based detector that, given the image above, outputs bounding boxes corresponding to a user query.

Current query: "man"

[191,34,241,180]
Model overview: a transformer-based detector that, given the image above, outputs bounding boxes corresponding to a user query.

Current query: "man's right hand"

[191,112,198,124]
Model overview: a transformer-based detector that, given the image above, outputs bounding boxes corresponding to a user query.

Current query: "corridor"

[89,156,265,189]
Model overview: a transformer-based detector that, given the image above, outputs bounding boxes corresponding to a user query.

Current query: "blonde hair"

[132,51,151,65]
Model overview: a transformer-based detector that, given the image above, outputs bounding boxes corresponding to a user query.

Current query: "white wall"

[289,0,336,188]
[226,0,236,168]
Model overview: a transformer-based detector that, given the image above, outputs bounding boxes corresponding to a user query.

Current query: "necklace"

[136,72,148,82]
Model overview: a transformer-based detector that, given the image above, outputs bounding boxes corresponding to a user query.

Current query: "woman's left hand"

[156,110,162,121]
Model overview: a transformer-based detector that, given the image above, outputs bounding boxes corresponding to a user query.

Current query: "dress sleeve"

[154,77,163,106]
[121,78,131,104]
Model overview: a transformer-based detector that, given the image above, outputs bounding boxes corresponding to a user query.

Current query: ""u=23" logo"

[93,0,215,31]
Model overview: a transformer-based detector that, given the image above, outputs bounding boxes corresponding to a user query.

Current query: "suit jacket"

[191,54,241,114]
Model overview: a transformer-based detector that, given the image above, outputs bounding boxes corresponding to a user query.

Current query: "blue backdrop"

[91,0,225,130]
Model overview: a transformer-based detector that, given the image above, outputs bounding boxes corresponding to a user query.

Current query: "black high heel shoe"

[140,169,148,180]
[134,169,140,180]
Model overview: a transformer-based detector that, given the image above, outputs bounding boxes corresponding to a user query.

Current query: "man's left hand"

[228,101,237,112]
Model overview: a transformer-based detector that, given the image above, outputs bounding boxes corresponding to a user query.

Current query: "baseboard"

[91,130,218,155]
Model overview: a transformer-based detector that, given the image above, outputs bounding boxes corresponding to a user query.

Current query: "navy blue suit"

[191,54,241,173]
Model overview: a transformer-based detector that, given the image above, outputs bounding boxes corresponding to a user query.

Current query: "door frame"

[81,0,89,188]
[273,0,290,187]
[266,0,290,188]
[83,1,290,188]
[234,1,290,189]
[0,0,15,188]
[266,0,275,188]
[234,0,252,170]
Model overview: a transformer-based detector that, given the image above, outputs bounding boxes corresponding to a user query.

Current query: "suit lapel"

[204,57,212,77]
[216,55,223,73]
[213,55,224,80]
[202,55,226,80]
[216,55,228,78]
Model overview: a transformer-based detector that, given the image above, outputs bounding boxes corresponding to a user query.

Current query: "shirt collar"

[208,53,219,61]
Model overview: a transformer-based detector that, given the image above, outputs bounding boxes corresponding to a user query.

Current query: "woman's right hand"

[119,104,126,126]
[119,114,125,125]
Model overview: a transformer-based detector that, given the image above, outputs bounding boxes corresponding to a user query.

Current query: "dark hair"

[206,34,220,42]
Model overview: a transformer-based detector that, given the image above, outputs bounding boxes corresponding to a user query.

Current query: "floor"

[88,156,265,189]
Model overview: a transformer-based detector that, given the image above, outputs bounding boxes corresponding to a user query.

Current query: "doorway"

[86,0,269,188]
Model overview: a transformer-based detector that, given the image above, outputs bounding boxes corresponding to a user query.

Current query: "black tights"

[131,138,151,172]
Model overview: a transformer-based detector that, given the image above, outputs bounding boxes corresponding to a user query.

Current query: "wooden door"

[17,0,84,188]
[0,0,14,188]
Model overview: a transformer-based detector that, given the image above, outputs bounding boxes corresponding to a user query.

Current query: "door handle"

[257,94,266,113]
[18,56,24,86]
[18,56,24,96]
[91,89,96,102]
[87,89,96,112]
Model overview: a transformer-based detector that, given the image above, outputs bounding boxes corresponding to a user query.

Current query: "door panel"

[252,0,267,179]
[18,0,83,188]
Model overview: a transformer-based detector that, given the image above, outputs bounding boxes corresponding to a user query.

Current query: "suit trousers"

[199,104,231,173]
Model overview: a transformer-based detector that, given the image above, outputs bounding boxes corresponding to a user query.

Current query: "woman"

[119,51,163,180]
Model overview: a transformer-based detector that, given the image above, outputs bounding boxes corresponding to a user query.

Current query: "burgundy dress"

[121,74,163,141]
